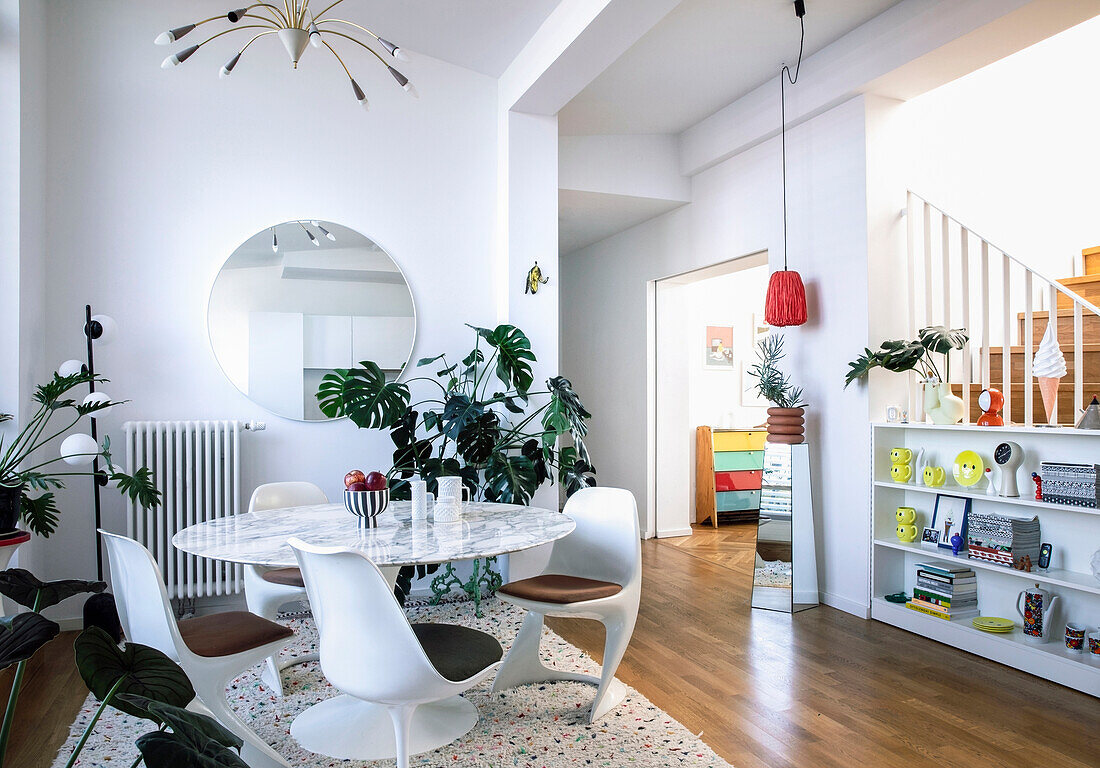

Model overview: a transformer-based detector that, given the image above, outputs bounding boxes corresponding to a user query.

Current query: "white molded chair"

[288,538,504,767]
[491,486,641,722]
[100,531,293,768]
[243,481,328,695]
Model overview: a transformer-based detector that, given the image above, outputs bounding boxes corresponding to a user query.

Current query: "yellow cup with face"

[889,448,912,464]
[923,466,946,487]
[895,506,917,525]
[896,524,919,542]
[890,463,912,483]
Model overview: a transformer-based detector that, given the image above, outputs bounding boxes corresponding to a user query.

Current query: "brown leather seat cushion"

[178,611,294,658]
[498,574,622,604]
[411,623,503,682]
[261,567,305,588]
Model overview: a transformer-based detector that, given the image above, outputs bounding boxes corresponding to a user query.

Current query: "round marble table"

[172,501,574,764]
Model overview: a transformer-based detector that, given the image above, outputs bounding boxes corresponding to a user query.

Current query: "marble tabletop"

[171,501,575,568]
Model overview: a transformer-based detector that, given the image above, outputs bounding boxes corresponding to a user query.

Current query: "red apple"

[344,470,366,489]
[365,471,388,491]
[347,481,368,492]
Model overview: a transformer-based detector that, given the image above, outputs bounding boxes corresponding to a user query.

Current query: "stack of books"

[967,512,1041,568]
[908,562,978,620]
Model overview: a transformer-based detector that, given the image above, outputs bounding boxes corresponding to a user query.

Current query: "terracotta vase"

[766,407,805,444]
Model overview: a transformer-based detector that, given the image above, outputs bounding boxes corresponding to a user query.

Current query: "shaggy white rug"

[54,597,732,767]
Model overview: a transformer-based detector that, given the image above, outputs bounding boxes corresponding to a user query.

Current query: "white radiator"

[123,420,244,600]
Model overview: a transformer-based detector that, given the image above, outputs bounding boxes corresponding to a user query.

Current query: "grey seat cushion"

[411,623,503,682]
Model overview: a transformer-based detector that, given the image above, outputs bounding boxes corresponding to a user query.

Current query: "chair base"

[290,694,478,760]
[259,650,320,692]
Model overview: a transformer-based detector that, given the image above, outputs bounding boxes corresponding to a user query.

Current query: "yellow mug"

[890,447,912,464]
[896,524,919,542]
[923,466,946,488]
[896,506,917,525]
[890,463,912,483]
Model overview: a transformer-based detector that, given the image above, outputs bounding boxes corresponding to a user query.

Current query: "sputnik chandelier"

[271,220,337,252]
[155,1,416,109]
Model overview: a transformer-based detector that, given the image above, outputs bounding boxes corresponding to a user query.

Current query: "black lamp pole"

[83,304,109,581]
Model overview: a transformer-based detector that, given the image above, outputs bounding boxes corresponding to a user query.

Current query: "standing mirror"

[208,221,415,421]
[752,442,819,613]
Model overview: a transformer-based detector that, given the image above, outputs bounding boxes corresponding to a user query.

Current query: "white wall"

[34,0,499,621]
[903,15,1100,279]
[562,96,872,615]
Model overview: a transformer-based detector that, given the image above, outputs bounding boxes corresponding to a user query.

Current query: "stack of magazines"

[908,562,978,620]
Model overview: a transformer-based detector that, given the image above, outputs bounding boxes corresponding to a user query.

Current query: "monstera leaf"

[20,492,60,537]
[441,395,484,440]
[0,612,60,670]
[557,449,597,497]
[75,626,195,720]
[483,453,538,505]
[918,326,969,354]
[316,362,410,428]
[390,411,432,479]
[0,568,106,611]
[468,324,536,395]
[521,439,551,486]
[457,411,501,465]
[136,730,250,768]
[119,695,242,753]
[542,376,591,443]
[844,348,880,388]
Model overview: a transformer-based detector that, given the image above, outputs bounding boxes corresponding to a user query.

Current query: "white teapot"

[1016,583,1060,643]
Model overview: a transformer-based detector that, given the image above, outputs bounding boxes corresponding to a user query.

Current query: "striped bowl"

[343,488,389,528]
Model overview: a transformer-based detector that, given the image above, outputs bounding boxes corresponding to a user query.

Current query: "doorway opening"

[645,252,769,539]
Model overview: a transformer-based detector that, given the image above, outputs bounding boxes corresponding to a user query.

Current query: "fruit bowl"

[343,488,389,528]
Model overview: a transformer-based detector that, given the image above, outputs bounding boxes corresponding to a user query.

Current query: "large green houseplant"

[0,370,161,536]
[317,323,596,603]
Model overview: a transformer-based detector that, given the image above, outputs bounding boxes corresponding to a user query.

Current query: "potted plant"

[746,334,807,444]
[317,323,596,606]
[0,370,160,536]
[844,326,969,425]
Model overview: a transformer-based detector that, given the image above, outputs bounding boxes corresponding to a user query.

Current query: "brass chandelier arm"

[298,0,311,27]
[240,28,281,53]
[242,3,289,26]
[312,0,347,23]
[198,25,270,48]
[241,14,281,29]
[316,18,382,43]
[320,30,389,68]
[320,39,353,80]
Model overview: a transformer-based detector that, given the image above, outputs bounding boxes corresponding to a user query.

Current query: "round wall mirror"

[208,220,415,421]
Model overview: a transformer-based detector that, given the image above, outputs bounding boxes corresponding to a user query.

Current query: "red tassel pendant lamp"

[765,1,808,328]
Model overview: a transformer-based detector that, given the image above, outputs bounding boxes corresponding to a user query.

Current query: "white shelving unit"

[871,423,1100,697]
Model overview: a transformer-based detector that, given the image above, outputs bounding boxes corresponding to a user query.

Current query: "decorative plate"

[972,617,1014,632]
[953,450,985,487]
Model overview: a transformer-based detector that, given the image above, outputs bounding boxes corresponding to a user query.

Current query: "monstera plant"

[317,323,596,602]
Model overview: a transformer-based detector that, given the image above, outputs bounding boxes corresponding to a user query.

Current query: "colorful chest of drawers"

[695,426,766,526]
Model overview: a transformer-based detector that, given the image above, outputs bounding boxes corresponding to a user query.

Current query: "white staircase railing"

[906,192,1100,426]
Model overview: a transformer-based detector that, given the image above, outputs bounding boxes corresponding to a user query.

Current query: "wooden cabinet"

[695,426,765,526]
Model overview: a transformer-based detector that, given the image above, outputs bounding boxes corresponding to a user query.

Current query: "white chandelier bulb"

[82,392,115,411]
[394,47,409,62]
[316,223,335,241]
[58,359,84,378]
[351,78,369,110]
[307,230,319,246]
[403,82,419,99]
[378,37,407,62]
[162,45,199,69]
[220,52,242,79]
[60,433,100,466]
[272,230,279,253]
[155,24,195,46]
[309,22,322,48]
[90,314,117,345]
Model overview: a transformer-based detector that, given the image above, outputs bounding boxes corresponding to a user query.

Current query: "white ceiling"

[330,0,561,77]
[559,190,687,255]
[558,0,903,136]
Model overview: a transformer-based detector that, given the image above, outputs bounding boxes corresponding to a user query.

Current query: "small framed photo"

[920,527,940,549]
[931,494,970,552]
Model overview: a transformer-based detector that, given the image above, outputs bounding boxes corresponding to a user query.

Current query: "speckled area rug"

[53,597,732,767]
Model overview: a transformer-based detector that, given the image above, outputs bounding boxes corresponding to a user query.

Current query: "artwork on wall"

[704,325,736,369]
[752,314,770,345]
[932,494,971,552]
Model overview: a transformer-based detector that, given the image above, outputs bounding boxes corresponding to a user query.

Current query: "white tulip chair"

[100,531,294,768]
[243,481,328,695]
[491,486,641,722]
[288,538,504,767]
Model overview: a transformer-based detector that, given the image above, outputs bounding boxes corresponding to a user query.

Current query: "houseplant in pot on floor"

[746,334,807,444]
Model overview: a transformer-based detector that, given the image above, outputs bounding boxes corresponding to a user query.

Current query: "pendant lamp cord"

[780,10,805,271]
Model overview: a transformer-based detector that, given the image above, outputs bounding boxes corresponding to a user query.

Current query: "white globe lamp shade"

[58,359,84,378]
[60,433,100,466]
[82,392,114,410]
[90,314,117,345]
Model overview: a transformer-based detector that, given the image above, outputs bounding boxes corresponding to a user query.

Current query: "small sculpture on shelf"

[950,532,964,557]
[895,507,919,542]
[1031,472,1042,501]
[1013,555,1034,572]
[1076,395,1100,430]
[890,448,913,483]
[976,387,1005,427]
